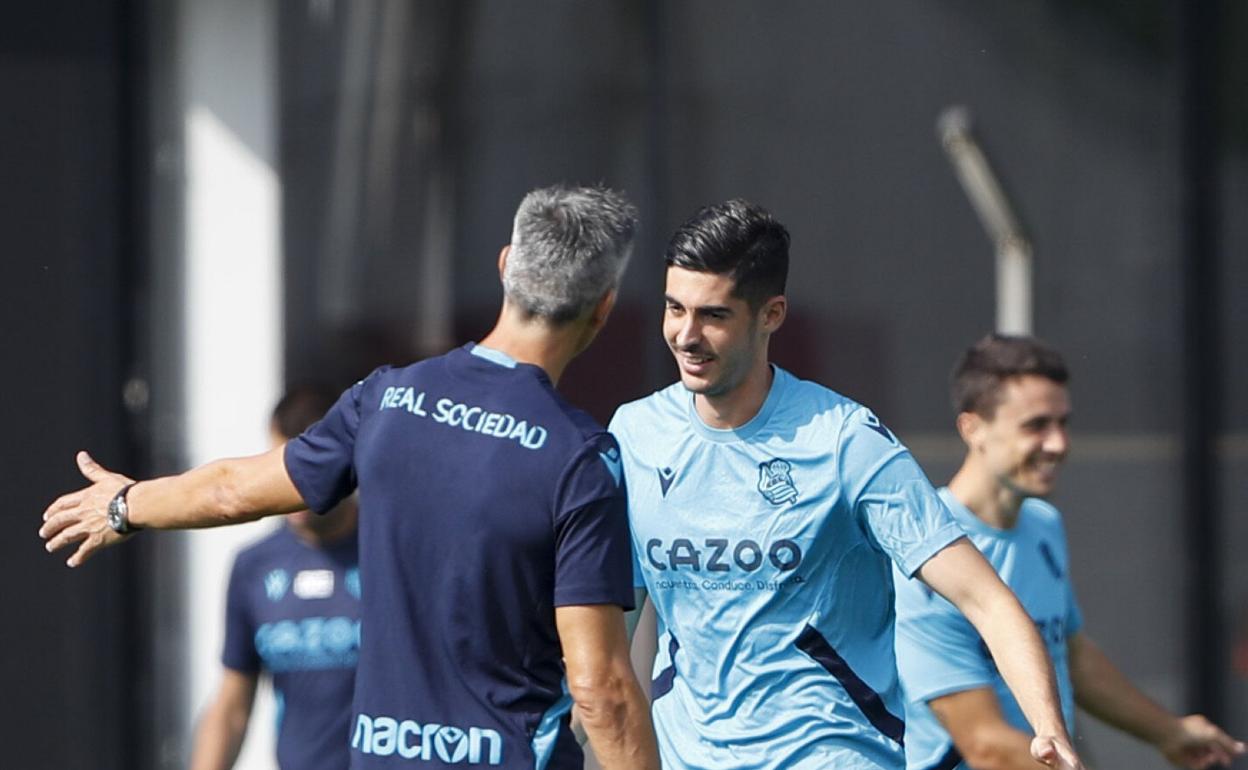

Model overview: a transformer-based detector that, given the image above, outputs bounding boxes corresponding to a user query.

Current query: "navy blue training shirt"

[222,525,361,770]
[284,344,635,769]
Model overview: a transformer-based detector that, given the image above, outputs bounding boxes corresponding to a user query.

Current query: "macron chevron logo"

[863,411,896,444]
[657,467,676,497]
[598,448,622,487]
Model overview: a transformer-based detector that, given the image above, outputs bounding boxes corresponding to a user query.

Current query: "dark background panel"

[0,2,142,768]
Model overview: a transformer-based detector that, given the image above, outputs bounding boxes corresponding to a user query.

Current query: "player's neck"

[694,361,774,429]
[480,306,595,386]
[948,463,1023,530]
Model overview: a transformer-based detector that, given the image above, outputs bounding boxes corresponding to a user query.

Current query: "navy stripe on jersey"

[651,635,680,700]
[795,624,905,746]
[922,744,964,770]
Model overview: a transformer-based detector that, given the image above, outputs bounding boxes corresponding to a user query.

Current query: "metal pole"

[937,106,1033,335]
[1178,0,1224,722]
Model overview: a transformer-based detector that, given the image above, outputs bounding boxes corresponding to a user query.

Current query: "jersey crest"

[757,458,799,505]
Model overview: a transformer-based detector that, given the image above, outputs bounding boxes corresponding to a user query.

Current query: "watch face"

[107,496,126,533]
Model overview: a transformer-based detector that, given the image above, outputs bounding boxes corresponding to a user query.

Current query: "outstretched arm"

[928,686,1052,770]
[1068,632,1245,768]
[557,604,659,770]
[918,537,1084,770]
[188,669,259,770]
[40,447,306,567]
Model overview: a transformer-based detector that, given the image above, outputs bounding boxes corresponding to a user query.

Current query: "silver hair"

[503,185,638,323]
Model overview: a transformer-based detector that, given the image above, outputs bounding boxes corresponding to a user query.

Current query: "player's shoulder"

[774,367,865,421]
[546,391,616,454]
[1019,497,1067,533]
[368,357,432,386]
[773,369,896,448]
[609,381,687,435]
[369,346,494,389]
[338,362,404,405]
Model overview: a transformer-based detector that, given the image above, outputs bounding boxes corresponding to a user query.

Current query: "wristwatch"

[106,482,139,534]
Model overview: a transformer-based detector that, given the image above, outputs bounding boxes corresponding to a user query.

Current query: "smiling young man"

[609,200,1085,770]
[893,334,1245,770]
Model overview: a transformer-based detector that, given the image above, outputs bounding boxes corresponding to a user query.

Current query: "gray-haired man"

[41,185,660,770]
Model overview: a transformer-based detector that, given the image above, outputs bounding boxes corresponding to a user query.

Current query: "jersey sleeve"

[607,408,648,591]
[221,556,260,673]
[895,577,997,702]
[284,371,379,513]
[551,433,636,610]
[837,407,965,576]
[1065,583,1084,635]
[1059,525,1085,635]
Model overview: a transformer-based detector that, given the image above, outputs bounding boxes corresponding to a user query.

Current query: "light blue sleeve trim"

[531,678,573,770]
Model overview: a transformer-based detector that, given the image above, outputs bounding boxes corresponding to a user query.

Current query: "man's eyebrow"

[664,294,733,314]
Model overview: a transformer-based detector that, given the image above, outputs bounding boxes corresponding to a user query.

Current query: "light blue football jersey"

[893,489,1083,770]
[609,367,966,770]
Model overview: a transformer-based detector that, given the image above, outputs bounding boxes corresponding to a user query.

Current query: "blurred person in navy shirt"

[189,386,359,770]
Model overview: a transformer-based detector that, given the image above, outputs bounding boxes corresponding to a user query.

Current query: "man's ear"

[760,295,787,334]
[497,245,510,277]
[590,289,618,330]
[956,411,983,449]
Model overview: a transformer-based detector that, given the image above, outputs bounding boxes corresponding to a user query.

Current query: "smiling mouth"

[677,352,716,372]
[1029,457,1063,477]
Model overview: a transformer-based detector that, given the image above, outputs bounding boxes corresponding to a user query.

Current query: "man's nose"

[674,316,702,349]
[1042,426,1069,456]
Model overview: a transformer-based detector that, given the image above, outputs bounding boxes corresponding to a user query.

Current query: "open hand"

[1159,714,1246,769]
[39,451,135,567]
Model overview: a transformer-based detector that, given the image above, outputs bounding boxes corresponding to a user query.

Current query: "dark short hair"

[665,199,790,309]
[951,334,1069,417]
[272,384,338,439]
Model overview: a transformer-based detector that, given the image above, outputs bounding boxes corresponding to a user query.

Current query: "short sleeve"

[552,434,636,610]
[895,584,996,703]
[838,407,965,576]
[1064,556,1084,634]
[1046,505,1084,636]
[607,412,648,592]
[284,372,378,513]
[221,558,260,673]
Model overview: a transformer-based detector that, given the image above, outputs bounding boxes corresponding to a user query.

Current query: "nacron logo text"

[352,713,503,765]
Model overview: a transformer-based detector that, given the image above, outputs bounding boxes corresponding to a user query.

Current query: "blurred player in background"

[189,385,359,770]
[610,200,1083,770]
[894,334,1246,770]
[40,184,659,770]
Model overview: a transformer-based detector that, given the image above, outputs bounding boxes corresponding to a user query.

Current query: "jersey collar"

[686,365,788,443]
[937,487,1021,539]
